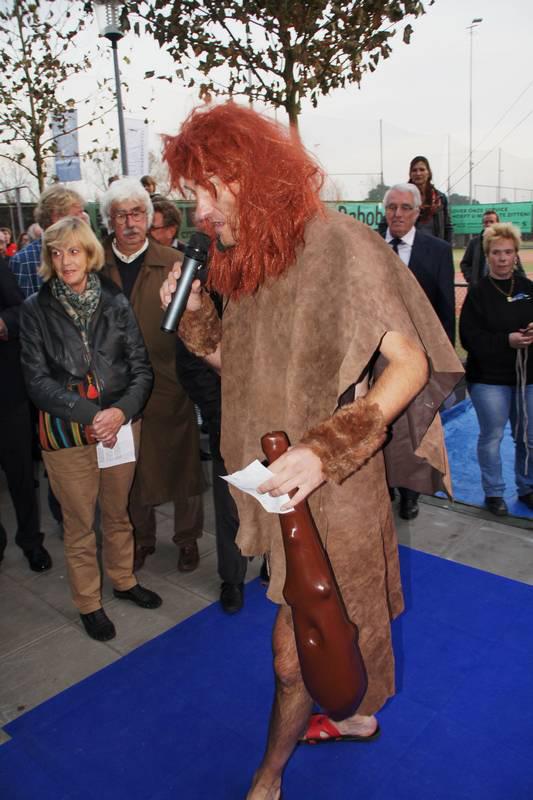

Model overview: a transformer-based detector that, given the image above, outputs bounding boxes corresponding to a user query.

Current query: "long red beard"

[206,244,272,299]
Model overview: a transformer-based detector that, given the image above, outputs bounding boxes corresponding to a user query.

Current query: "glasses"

[150,224,172,231]
[112,208,147,224]
[385,204,415,213]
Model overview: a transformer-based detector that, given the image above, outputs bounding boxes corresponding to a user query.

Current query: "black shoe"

[485,496,508,516]
[133,545,155,572]
[259,556,270,585]
[399,497,419,521]
[518,492,533,510]
[113,583,162,609]
[23,544,52,572]
[178,541,199,572]
[80,608,116,641]
[220,582,244,614]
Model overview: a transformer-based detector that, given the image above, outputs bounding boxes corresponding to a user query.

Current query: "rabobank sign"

[329,202,385,230]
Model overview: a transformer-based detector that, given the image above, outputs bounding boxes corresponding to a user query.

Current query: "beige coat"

[103,240,203,506]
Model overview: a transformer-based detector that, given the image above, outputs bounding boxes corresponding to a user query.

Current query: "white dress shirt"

[112,239,149,263]
[385,226,416,266]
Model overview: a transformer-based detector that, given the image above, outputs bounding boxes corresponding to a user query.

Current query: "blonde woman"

[20,217,161,641]
[460,222,533,515]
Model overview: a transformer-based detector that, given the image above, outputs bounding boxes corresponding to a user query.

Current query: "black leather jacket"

[20,275,153,425]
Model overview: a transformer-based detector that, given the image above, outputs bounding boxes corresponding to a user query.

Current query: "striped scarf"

[50,272,101,353]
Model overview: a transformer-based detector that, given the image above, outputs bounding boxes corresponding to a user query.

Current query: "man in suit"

[149,198,185,252]
[147,195,248,611]
[460,209,526,286]
[382,182,455,519]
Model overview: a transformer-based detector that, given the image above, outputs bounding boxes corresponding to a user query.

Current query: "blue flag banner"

[50,108,82,182]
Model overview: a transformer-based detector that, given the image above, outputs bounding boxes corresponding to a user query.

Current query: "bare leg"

[246,606,313,800]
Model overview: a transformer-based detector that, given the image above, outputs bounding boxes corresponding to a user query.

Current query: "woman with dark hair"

[408,155,453,243]
[460,222,533,515]
[19,216,161,641]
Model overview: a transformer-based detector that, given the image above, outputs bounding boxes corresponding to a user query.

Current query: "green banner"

[450,202,533,234]
[175,200,197,240]
[329,202,385,230]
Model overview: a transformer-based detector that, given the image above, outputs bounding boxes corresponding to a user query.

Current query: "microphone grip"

[160,256,203,334]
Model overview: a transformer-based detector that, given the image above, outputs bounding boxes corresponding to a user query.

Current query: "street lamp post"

[467,17,482,204]
[94,1,128,176]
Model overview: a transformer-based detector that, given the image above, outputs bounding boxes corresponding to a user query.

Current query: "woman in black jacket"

[20,217,161,641]
[409,155,453,243]
[459,222,533,516]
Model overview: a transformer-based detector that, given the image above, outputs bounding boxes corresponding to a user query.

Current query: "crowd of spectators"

[0,160,531,641]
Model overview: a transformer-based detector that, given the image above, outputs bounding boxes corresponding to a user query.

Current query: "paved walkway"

[1,463,532,740]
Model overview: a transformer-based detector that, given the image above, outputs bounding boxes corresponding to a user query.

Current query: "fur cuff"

[300,398,388,484]
[178,293,222,357]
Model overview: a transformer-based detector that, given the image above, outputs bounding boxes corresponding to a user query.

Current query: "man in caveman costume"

[161,103,462,799]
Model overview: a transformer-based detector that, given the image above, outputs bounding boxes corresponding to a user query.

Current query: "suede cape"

[180,209,463,715]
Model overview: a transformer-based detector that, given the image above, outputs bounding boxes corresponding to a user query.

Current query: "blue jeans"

[469,383,533,497]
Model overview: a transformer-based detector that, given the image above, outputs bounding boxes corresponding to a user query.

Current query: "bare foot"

[246,771,282,800]
[335,713,378,738]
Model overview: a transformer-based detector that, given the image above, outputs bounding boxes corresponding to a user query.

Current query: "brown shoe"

[178,541,199,572]
[134,545,155,572]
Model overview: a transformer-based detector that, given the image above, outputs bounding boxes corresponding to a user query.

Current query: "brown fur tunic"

[181,210,463,714]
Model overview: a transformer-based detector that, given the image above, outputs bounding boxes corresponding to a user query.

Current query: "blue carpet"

[1,548,533,799]
[442,399,533,520]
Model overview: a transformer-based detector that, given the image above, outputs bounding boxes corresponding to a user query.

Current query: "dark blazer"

[0,261,28,414]
[383,229,456,344]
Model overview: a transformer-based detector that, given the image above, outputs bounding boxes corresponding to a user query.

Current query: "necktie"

[390,237,403,254]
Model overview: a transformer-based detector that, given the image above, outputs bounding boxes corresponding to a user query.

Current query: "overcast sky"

[73,0,533,203]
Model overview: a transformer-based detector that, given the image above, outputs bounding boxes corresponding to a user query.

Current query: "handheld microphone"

[160,232,211,334]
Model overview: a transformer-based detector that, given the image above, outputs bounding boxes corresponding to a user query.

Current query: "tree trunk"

[286,101,300,133]
[34,141,45,192]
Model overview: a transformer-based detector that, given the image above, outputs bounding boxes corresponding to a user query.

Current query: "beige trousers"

[43,421,141,614]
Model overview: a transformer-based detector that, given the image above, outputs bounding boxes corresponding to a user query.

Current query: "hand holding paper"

[96,422,136,469]
[256,443,324,508]
[221,460,293,514]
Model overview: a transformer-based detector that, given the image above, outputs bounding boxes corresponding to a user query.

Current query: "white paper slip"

[96,422,136,469]
[221,459,293,514]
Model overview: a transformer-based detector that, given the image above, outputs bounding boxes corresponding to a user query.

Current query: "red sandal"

[299,713,381,745]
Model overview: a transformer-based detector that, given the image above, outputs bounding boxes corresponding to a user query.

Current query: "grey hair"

[27,223,43,241]
[383,183,421,209]
[100,177,154,232]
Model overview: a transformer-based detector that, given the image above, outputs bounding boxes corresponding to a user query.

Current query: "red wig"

[163,103,324,298]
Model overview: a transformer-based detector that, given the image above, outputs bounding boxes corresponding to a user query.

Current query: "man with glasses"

[149,198,184,251]
[100,177,204,575]
[383,182,455,520]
